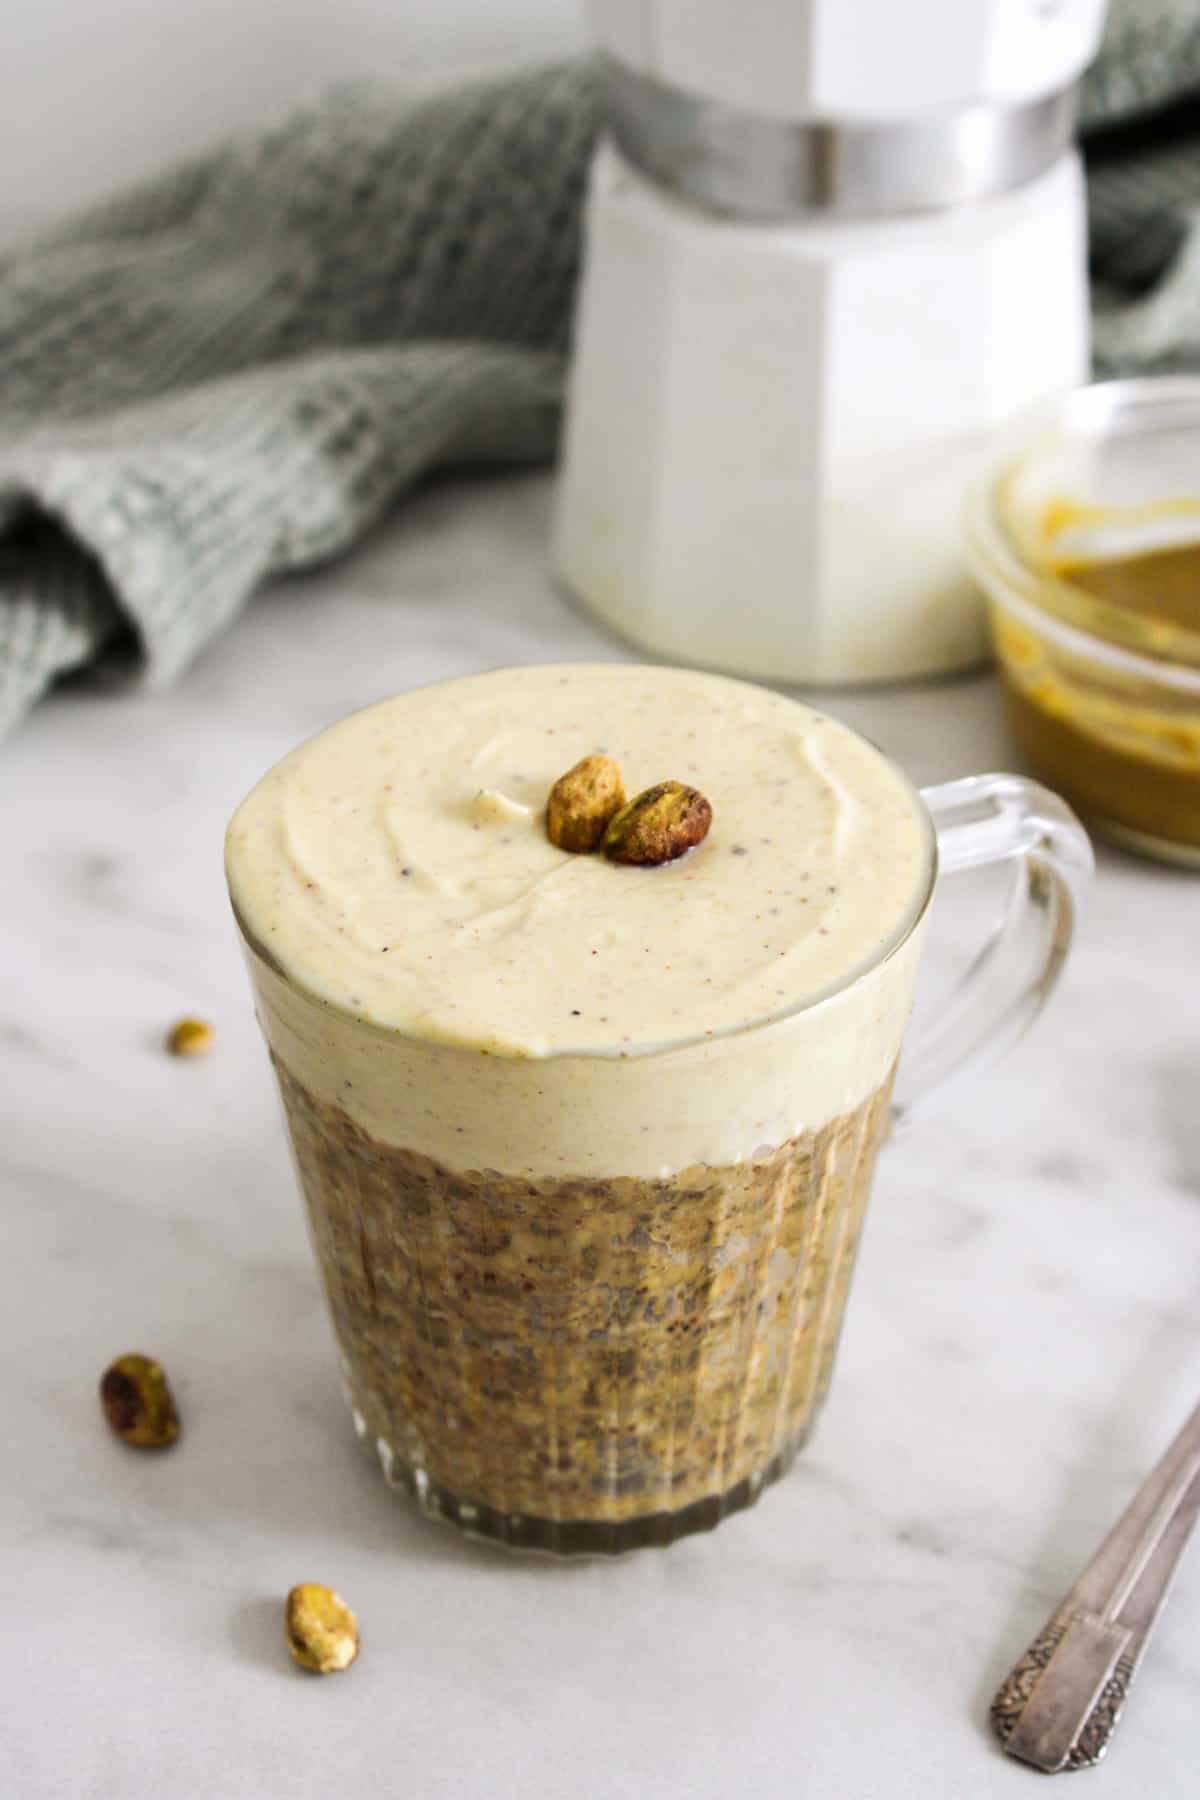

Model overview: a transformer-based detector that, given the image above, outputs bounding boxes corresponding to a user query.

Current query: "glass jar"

[967,377,1200,868]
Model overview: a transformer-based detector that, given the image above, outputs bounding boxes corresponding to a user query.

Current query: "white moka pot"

[553,0,1107,685]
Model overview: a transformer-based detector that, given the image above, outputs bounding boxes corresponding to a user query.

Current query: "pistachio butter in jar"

[967,378,1200,867]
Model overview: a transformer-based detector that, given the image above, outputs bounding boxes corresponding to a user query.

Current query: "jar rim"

[964,377,1200,696]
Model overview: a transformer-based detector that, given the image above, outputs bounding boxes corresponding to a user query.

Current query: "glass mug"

[232,766,1091,1554]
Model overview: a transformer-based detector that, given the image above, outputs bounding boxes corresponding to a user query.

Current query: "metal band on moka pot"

[601,55,1079,221]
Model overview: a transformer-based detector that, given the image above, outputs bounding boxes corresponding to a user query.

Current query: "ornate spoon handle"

[991,1400,1200,1772]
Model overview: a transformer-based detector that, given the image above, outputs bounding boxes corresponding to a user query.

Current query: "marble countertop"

[6,472,1199,1799]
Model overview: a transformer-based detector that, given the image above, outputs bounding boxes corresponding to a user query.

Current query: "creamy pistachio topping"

[225,664,930,1058]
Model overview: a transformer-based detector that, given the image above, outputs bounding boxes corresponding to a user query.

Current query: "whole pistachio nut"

[99,1353,181,1448]
[286,1583,360,1674]
[603,780,713,866]
[165,1017,214,1058]
[546,754,626,853]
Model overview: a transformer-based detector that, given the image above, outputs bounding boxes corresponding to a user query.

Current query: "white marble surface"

[5,472,1199,1799]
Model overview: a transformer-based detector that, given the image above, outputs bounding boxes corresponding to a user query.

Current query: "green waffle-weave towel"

[0,63,597,736]
[3,7,1200,736]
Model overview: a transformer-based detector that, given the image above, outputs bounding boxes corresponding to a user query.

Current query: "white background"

[1,0,584,225]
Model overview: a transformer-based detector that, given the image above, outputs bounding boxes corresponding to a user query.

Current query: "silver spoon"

[991,1399,1200,1772]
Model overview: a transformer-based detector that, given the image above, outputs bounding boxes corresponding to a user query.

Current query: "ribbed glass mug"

[232,769,1091,1554]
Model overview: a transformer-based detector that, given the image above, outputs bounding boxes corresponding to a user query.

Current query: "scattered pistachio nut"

[286,1583,360,1674]
[546,754,626,853]
[99,1353,181,1449]
[603,780,713,866]
[166,1016,214,1058]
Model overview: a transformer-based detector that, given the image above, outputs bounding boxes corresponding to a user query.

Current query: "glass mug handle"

[892,774,1094,1124]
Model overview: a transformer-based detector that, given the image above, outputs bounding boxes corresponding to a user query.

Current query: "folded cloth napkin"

[1086,0,1200,367]
[3,6,1200,737]
[0,62,597,735]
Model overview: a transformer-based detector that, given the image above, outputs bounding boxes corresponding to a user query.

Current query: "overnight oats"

[226,665,934,1551]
